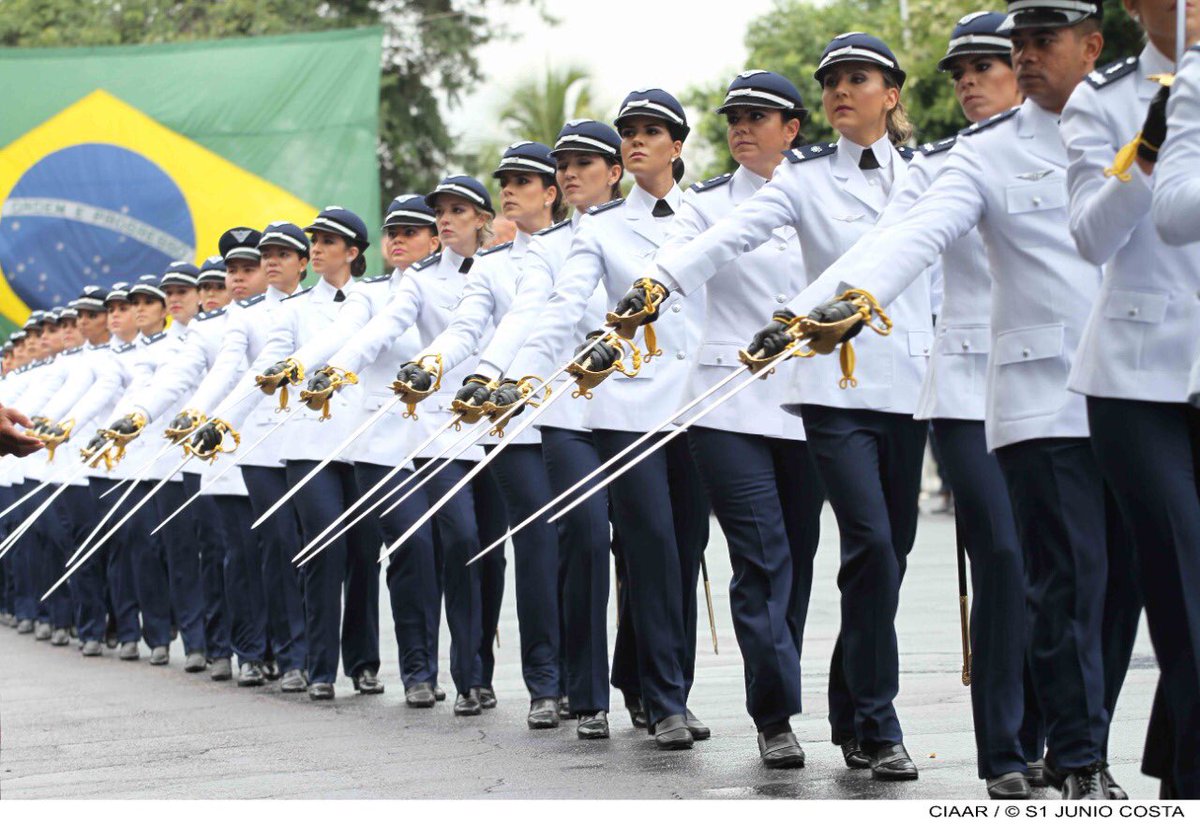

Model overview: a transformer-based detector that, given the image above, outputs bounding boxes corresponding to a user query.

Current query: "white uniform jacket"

[658,165,808,439]
[654,134,933,417]
[506,184,704,434]
[788,101,1102,451]
[222,278,368,465]
[62,340,138,480]
[324,250,486,463]
[1063,47,1200,404]
[1153,45,1200,245]
[111,329,186,481]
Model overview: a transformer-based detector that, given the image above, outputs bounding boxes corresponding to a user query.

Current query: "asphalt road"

[0,505,1160,800]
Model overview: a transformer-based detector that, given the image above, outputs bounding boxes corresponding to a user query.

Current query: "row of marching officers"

[3,0,1198,801]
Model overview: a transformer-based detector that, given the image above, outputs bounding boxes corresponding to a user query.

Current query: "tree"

[0,0,546,210]
[685,0,1143,180]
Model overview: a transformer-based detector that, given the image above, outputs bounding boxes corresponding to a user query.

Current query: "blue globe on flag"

[0,143,195,308]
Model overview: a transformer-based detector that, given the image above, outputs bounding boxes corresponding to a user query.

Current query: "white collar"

[838,133,895,169]
[627,182,682,216]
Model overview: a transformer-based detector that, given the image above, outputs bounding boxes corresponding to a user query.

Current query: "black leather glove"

[306,372,333,394]
[808,299,864,342]
[1139,85,1170,164]
[168,411,195,432]
[262,361,288,378]
[395,361,434,392]
[613,278,668,322]
[84,431,108,454]
[488,379,526,418]
[45,422,67,439]
[107,413,142,436]
[190,422,222,454]
[575,332,619,372]
[748,309,797,358]
[455,375,492,406]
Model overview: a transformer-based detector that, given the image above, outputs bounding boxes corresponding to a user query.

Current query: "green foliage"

[686,0,1144,179]
[0,0,545,210]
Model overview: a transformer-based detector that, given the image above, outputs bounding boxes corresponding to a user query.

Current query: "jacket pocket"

[940,325,991,356]
[696,341,742,369]
[1005,179,1067,215]
[907,331,933,357]
[991,323,1068,421]
[1101,289,1168,324]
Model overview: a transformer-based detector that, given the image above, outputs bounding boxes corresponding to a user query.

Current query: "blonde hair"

[884,75,914,145]
[475,207,495,248]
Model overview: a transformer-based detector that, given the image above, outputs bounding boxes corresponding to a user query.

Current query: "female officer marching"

[644,36,933,776]
[500,88,709,749]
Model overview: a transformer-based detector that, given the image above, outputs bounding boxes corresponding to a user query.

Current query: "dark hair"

[538,172,569,223]
[672,157,686,182]
[785,108,809,148]
[350,247,367,278]
[603,156,625,199]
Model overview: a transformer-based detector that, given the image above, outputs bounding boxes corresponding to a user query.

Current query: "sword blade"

[98,438,180,499]
[0,457,103,560]
[375,417,497,521]
[0,478,54,521]
[549,347,799,525]
[45,454,193,601]
[252,398,400,530]
[468,362,753,565]
[378,385,569,564]
[292,412,467,565]
[149,405,304,535]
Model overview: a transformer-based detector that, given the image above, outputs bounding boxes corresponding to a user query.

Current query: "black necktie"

[651,199,674,218]
[859,148,880,170]
[334,289,345,303]
[459,257,473,274]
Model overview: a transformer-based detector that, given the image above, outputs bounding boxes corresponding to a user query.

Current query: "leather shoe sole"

[987,772,1032,799]
[759,731,806,769]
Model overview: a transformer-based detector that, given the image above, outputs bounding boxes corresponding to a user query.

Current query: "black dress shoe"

[478,686,497,709]
[558,695,572,720]
[1043,758,1064,790]
[434,684,447,702]
[528,697,560,729]
[866,742,919,781]
[1063,763,1106,799]
[685,709,711,741]
[758,729,806,768]
[238,661,264,686]
[577,711,610,740]
[262,659,281,681]
[1026,759,1048,788]
[280,668,307,692]
[987,772,1032,799]
[1104,767,1127,800]
[308,682,335,701]
[405,682,436,708]
[352,668,385,694]
[454,689,482,716]
[653,714,694,750]
[840,739,870,769]
[626,698,648,729]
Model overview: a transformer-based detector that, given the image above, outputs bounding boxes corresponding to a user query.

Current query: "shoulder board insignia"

[411,252,442,271]
[587,198,625,215]
[691,172,733,193]
[116,342,137,354]
[282,287,312,302]
[14,365,27,374]
[478,241,513,257]
[919,135,957,156]
[63,346,83,356]
[1085,56,1139,89]
[145,331,168,344]
[93,343,110,351]
[959,106,1019,137]
[1192,45,1200,54]
[786,143,837,163]
[896,145,916,162]
[237,294,266,309]
[196,307,227,322]
[534,219,571,237]
[362,274,390,284]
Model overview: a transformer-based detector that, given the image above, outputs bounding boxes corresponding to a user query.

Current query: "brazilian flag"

[0,27,382,332]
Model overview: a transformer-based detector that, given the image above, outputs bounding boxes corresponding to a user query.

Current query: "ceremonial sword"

[0,448,111,560]
[0,477,54,521]
[700,553,718,655]
[98,437,182,499]
[955,512,972,687]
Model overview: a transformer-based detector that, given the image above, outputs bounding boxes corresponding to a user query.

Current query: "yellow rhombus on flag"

[0,90,317,326]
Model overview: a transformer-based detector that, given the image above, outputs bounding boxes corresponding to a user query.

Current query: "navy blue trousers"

[932,418,1032,779]
[121,480,172,648]
[355,462,440,688]
[486,443,561,701]
[1088,397,1199,793]
[10,480,41,621]
[154,480,207,655]
[994,436,1139,770]
[800,405,926,750]
[591,429,709,726]
[90,478,140,644]
[411,457,483,695]
[473,467,508,690]
[286,460,381,685]
[689,427,825,729]
[0,485,14,615]
[609,520,641,705]
[242,465,304,671]
[542,426,612,714]
[182,473,234,660]
[61,485,106,641]
[32,483,75,629]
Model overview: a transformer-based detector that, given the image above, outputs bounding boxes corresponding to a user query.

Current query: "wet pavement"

[0,506,1159,799]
